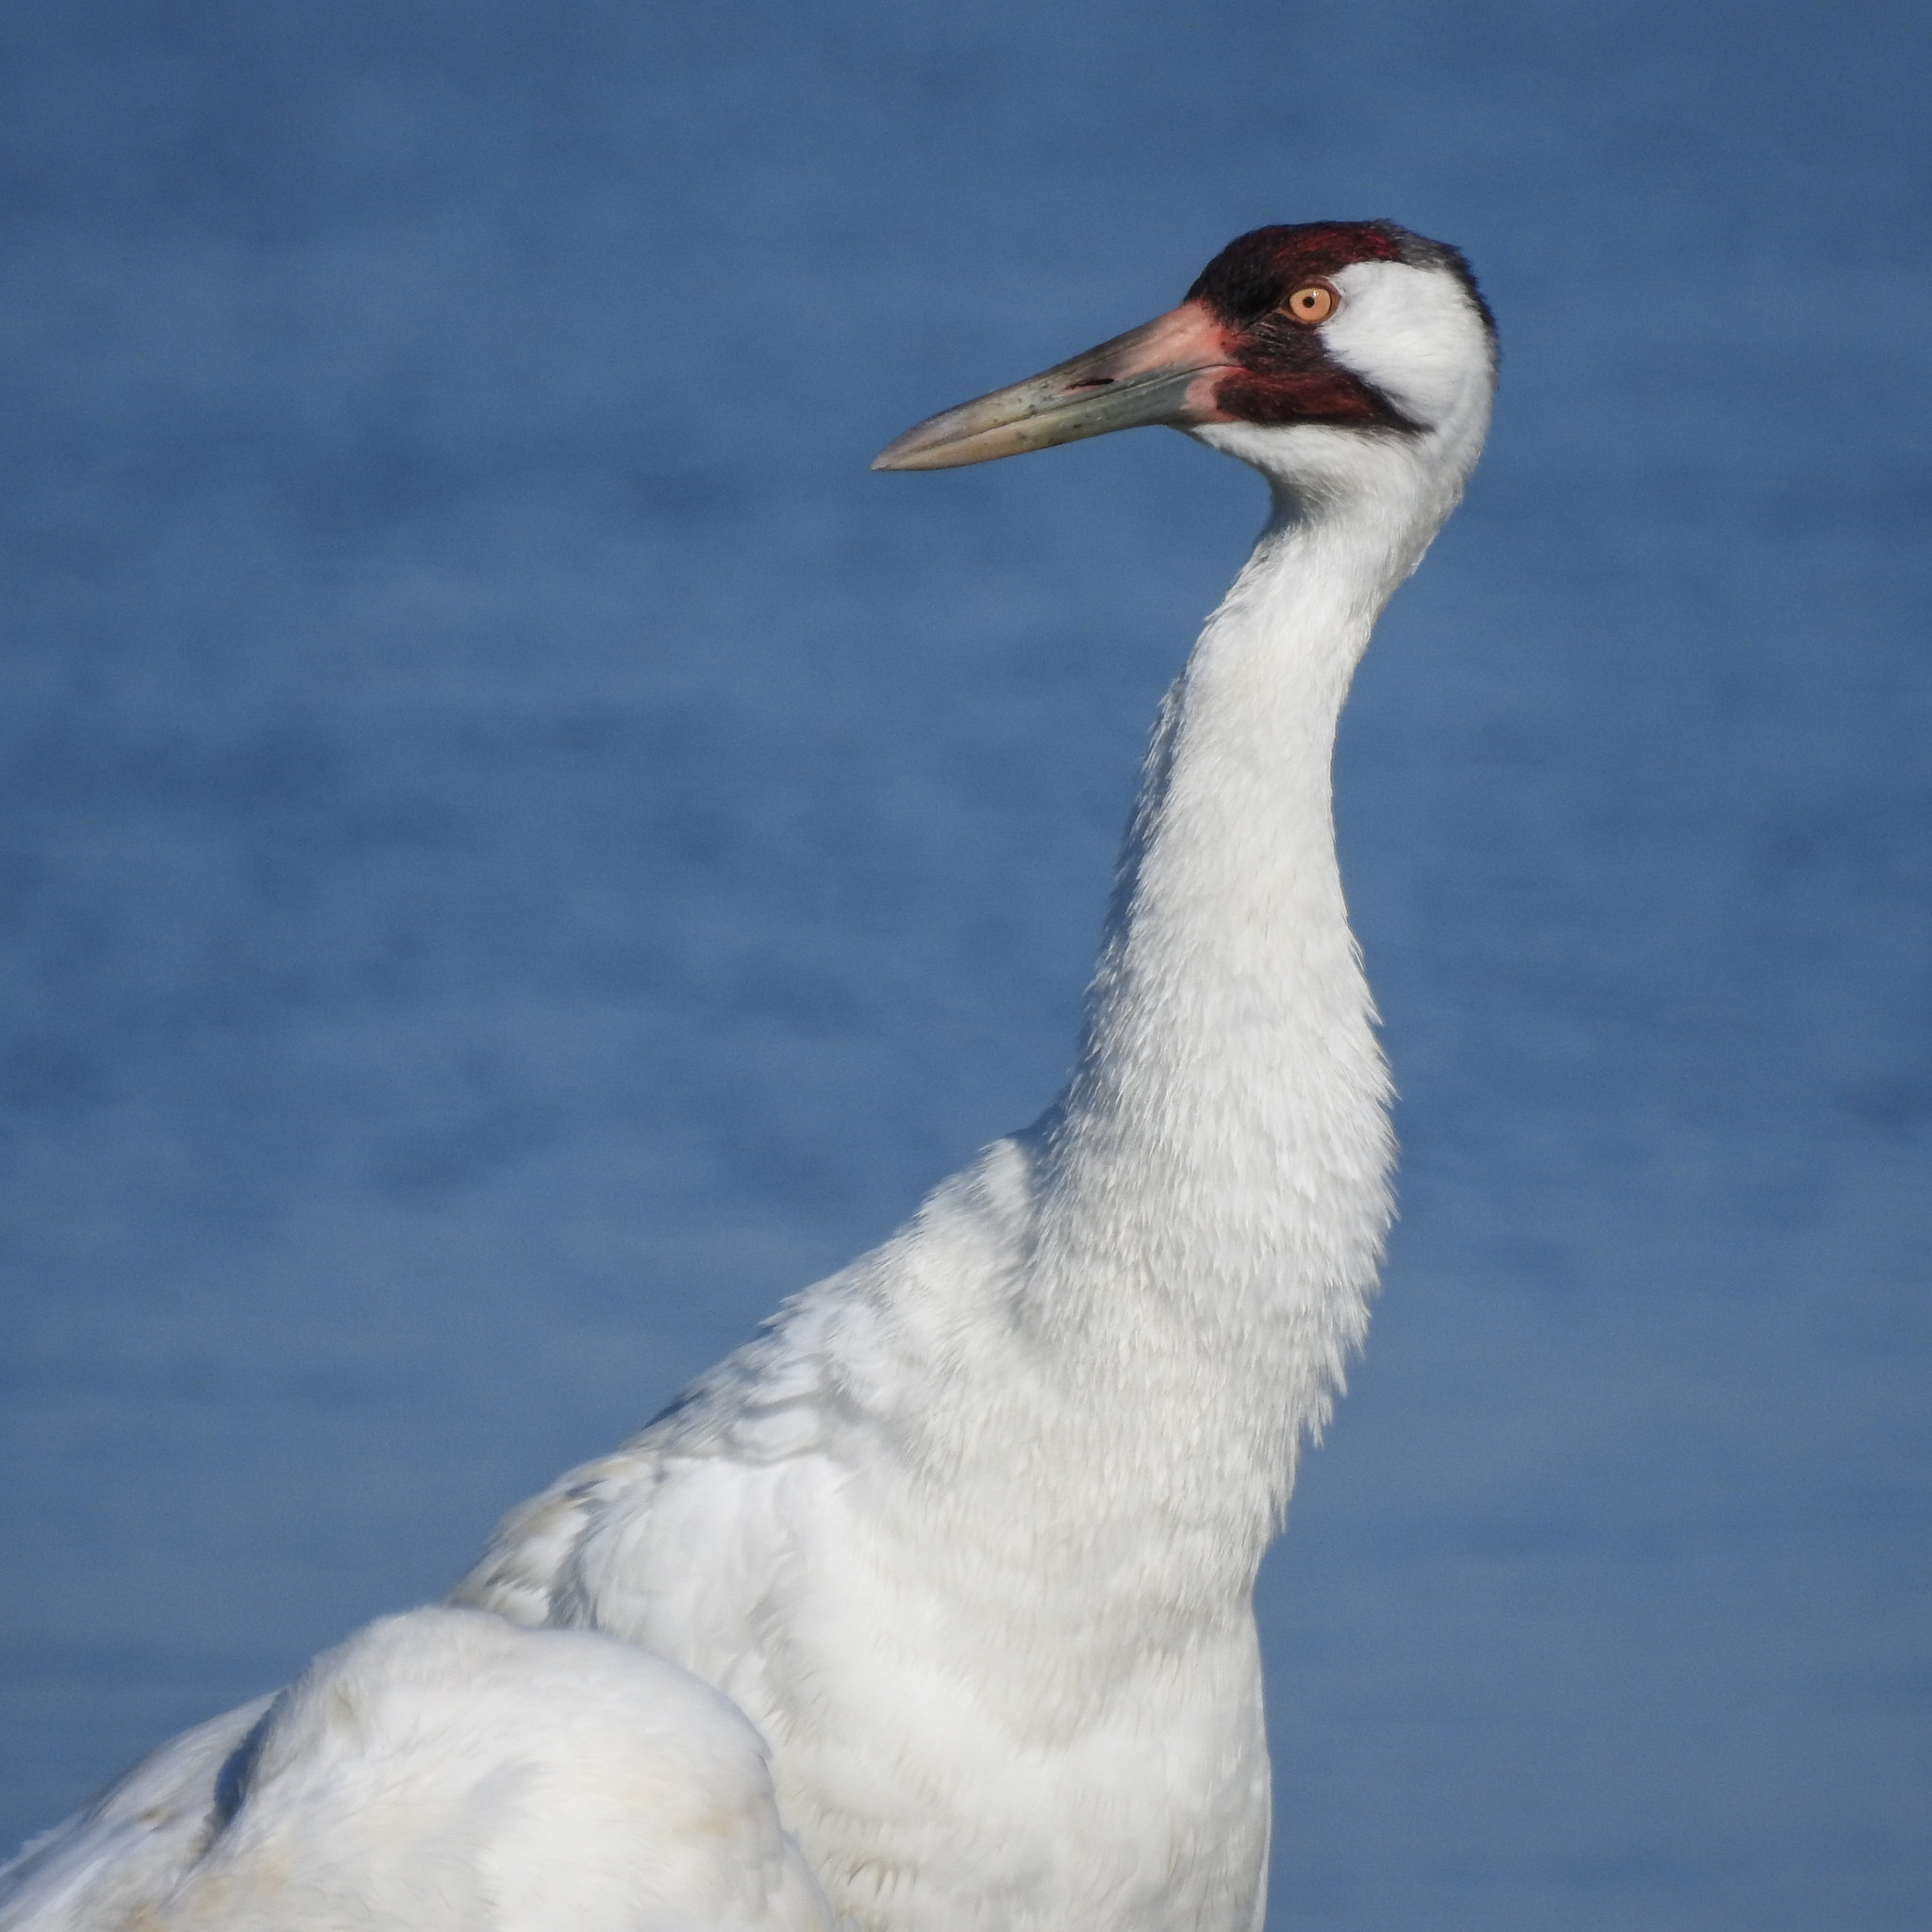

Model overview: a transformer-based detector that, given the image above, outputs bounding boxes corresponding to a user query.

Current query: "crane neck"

[1017,459,1457,1486]
[752,435,1484,1633]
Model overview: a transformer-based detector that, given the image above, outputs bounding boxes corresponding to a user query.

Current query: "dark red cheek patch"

[1212,362,1406,429]
[1208,307,1417,431]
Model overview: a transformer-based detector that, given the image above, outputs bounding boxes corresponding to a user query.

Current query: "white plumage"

[1,222,1495,1932]
[6,1611,827,1932]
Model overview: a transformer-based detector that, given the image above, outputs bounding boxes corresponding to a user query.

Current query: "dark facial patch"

[1211,310,1417,430]
[1184,219,1493,431]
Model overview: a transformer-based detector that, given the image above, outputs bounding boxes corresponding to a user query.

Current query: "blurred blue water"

[1,2,1926,1926]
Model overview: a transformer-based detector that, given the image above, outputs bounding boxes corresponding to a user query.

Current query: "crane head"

[872,220,1495,478]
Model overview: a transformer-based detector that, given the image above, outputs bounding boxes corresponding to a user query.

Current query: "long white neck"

[1031,464,1439,1493]
[857,429,1464,1593]
[781,426,1483,1646]
[1052,503,1401,1271]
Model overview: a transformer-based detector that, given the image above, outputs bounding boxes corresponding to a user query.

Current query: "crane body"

[1,221,1495,1932]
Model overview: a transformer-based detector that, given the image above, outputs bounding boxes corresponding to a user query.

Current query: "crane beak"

[872,303,1233,472]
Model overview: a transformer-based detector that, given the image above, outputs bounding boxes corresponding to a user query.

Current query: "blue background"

[3,3,1927,1926]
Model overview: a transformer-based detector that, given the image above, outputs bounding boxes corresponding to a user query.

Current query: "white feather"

[4,1611,828,1932]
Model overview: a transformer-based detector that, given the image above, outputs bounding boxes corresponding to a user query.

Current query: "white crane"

[0,220,1495,1932]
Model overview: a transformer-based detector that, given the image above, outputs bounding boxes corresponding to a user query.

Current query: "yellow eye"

[1284,281,1338,325]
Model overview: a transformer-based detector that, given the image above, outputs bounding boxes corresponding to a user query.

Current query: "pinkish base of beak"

[872,303,1234,472]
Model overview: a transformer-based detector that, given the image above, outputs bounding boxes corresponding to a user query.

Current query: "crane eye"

[1283,281,1338,325]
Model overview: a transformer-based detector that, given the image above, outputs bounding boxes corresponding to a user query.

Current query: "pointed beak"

[872,303,1233,472]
